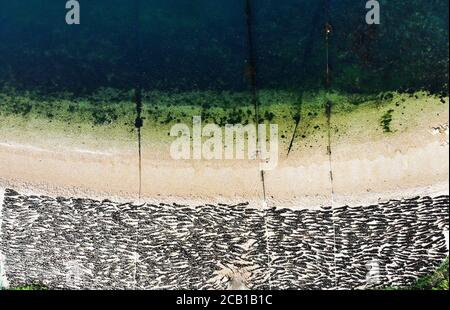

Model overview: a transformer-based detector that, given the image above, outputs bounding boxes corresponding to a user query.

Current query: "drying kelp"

[1,189,447,290]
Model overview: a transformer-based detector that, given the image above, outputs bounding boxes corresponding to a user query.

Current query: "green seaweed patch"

[0,88,447,148]
[384,258,449,290]
[380,109,395,133]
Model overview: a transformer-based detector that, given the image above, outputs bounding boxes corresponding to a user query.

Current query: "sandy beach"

[0,92,448,208]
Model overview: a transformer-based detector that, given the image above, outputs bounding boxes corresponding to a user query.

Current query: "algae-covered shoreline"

[0,88,448,205]
[0,88,447,150]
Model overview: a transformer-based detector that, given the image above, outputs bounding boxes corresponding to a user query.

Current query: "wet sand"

[0,125,448,208]
[0,95,448,208]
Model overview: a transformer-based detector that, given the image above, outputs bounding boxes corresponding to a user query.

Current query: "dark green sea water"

[0,0,448,96]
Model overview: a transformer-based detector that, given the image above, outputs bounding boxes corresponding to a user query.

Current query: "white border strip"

[0,187,9,289]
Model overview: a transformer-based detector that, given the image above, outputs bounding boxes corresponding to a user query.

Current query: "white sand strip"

[0,139,448,208]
